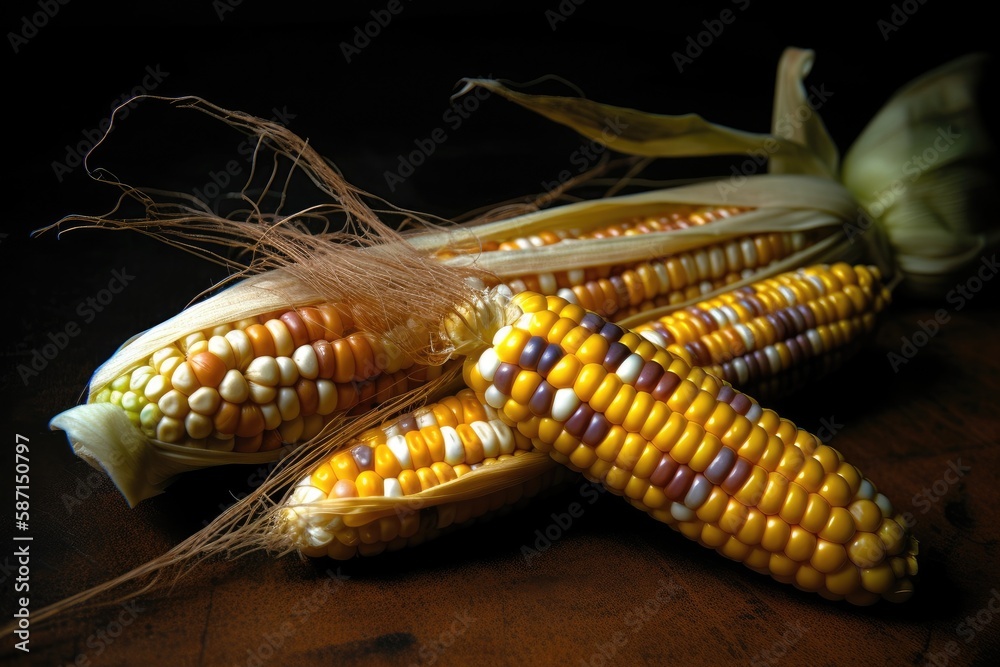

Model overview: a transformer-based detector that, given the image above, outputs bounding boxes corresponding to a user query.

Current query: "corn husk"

[409,173,874,326]
[451,48,993,298]
[841,53,996,297]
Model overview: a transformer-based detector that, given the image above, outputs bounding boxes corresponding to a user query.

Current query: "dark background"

[2,1,999,666]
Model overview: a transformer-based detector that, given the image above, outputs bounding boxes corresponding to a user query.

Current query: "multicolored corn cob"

[631,263,890,397]
[456,266,916,604]
[283,389,568,559]
[92,302,447,452]
[436,205,818,319]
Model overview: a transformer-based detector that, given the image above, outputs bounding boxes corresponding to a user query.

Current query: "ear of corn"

[90,301,440,453]
[50,268,462,506]
[413,178,880,326]
[628,263,890,398]
[282,263,895,572]
[456,269,916,604]
[282,388,568,559]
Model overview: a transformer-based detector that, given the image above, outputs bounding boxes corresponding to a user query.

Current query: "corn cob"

[283,388,569,559]
[91,302,446,452]
[630,263,890,397]
[282,263,893,567]
[455,268,916,604]
[435,205,749,255]
[434,204,820,320]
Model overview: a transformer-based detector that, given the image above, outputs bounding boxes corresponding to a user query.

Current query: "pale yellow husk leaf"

[461,47,994,296]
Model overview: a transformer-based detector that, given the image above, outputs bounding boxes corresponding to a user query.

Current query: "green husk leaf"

[842,52,996,296]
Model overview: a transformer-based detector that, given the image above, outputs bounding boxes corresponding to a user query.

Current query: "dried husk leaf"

[283,449,559,532]
[769,47,839,177]
[459,72,831,177]
[464,48,994,297]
